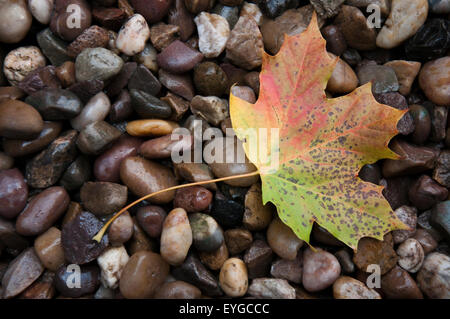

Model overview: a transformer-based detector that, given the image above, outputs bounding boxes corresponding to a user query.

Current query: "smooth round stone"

[357,64,399,94]
[158,69,195,101]
[107,211,134,246]
[381,265,423,299]
[409,104,431,145]
[193,62,228,96]
[25,88,82,120]
[16,186,70,236]
[397,238,425,273]
[0,86,25,103]
[1,248,44,299]
[199,241,229,270]
[224,228,253,255]
[160,208,192,266]
[54,264,100,298]
[322,25,347,56]
[28,0,54,24]
[20,273,55,299]
[270,254,303,284]
[267,218,304,260]
[173,186,212,213]
[417,252,450,299]
[50,0,92,42]
[61,211,109,264]
[130,0,171,23]
[120,251,169,299]
[0,169,28,220]
[303,248,341,292]
[419,57,450,106]
[59,156,91,191]
[0,152,14,170]
[116,14,150,56]
[154,281,202,299]
[376,0,429,49]
[219,258,248,297]
[126,119,178,137]
[34,227,65,272]
[409,175,448,211]
[206,137,258,187]
[136,205,166,238]
[75,48,123,83]
[190,213,224,252]
[243,183,273,231]
[80,182,127,216]
[194,12,230,58]
[0,100,44,140]
[120,156,177,204]
[129,89,172,119]
[326,53,358,94]
[70,92,111,131]
[97,246,129,289]
[157,40,204,74]
[139,133,193,159]
[0,0,32,43]
[128,217,157,254]
[333,276,381,299]
[76,121,121,155]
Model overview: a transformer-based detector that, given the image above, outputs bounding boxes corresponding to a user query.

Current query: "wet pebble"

[76,120,121,155]
[381,265,423,299]
[0,169,28,220]
[391,206,417,244]
[194,62,228,96]
[397,238,425,273]
[169,0,195,41]
[129,89,172,119]
[70,92,111,131]
[18,65,61,95]
[155,281,202,299]
[108,211,134,245]
[34,227,65,272]
[219,258,248,297]
[0,100,44,140]
[333,276,381,299]
[419,57,450,106]
[190,213,224,252]
[136,206,166,238]
[80,182,127,216]
[60,155,91,191]
[157,40,204,74]
[409,175,448,210]
[384,60,421,96]
[50,0,92,41]
[54,264,100,298]
[195,12,230,58]
[199,241,229,270]
[130,0,171,23]
[174,186,212,213]
[26,88,83,120]
[67,25,110,58]
[150,23,180,51]
[357,64,399,94]
[97,246,129,289]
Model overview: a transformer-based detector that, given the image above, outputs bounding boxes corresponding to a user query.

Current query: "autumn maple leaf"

[230,13,409,250]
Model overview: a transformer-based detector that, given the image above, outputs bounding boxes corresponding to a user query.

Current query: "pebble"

[120,156,177,203]
[326,53,358,94]
[97,246,129,289]
[80,182,127,216]
[267,218,303,260]
[244,72,260,95]
[357,64,399,94]
[226,16,263,70]
[109,90,133,123]
[173,186,213,213]
[409,175,448,210]
[129,89,172,119]
[312,224,345,246]
[244,240,273,278]
[0,0,32,43]
[224,228,253,255]
[382,140,438,178]
[374,92,413,135]
[240,2,263,25]
[94,285,115,299]
[150,23,180,51]
[270,253,303,283]
[0,86,25,103]
[75,48,124,82]
[409,104,431,145]
[258,0,298,19]
[243,183,273,231]
[157,40,204,74]
[302,248,341,292]
[108,211,134,245]
[310,0,344,18]
[219,258,248,297]
[172,253,222,296]
[154,281,202,299]
[376,0,429,49]
[133,44,159,73]
[335,249,355,274]
[334,5,377,51]
[379,176,409,208]
[70,92,111,131]
[212,4,239,30]
[417,252,450,298]
[136,205,166,238]
[384,60,421,96]
[430,201,450,239]
[397,238,425,273]
[34,227,65,271]
[353,234,398,275]
[68,79,104,103]
[3,46,46,86]
[61,211,109,264]
[18,66,61,95]
[412,229,438,254]
[332,276,381,299]
[62,202,82,227]
[322,25,347,56]
[433,150,450,187]
[199,241,229,270]
[126,119,179,138]
[0,169,28,219]
[50,0,92,41]
[159,69,195,101]
[190,213,224,252]
[185,0,215,14]
[94,135,142,183]
[429,0,450,13]
[231,86,256,104]
[26,88,83,120]
[76,120,122,155]
[92,7,127,31]
[0,153,14,170]
[36,28,71,67]
[174,162,216,188]
[1,248,44,299]
[359,164,381,184]
[194,62,228,97]
[16,186,69,236]
[0,217,28,251]
[67,26,110,58]
[130,68,161,100]
[160,208,192,265]
[248,278,296,299]
[169,0,195,41]
[190,95,229,126]
[130,0,171,23]
[346,0,391,15]
[54,264,100,298]
[195,12,230,58]
[20,272,55,299]
[128,217,156,254]
[419,57,450,106]
[105,62,137,98]
[60,155,91,190]
[381,265,423,299]
[427,102,447,141]
[391,206,417,244]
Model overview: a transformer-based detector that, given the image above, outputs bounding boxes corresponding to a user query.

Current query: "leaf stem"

[92,170,260,242]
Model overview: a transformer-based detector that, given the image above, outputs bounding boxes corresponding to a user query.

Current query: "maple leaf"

[229,13,409,250]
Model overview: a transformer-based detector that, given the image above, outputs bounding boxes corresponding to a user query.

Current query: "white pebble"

[28,0,54,25]
[97,246,129,289]
[116,14,150,56]
[194,12,230,58]
[70,92,111,131]
[3,46,46,85]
